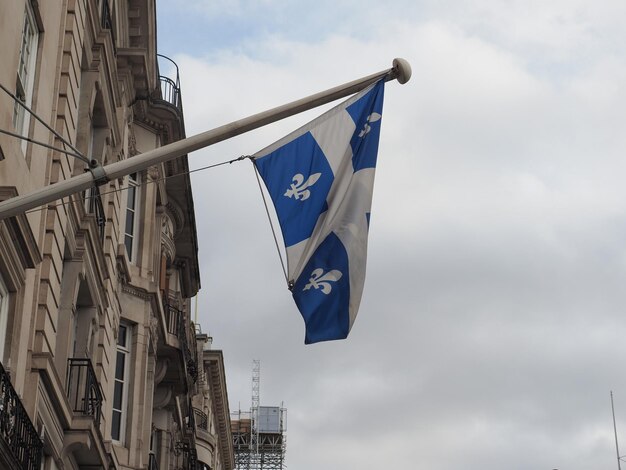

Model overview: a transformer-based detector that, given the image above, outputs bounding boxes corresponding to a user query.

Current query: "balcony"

[156,54,183,113]
[164,303,198,383]
[173,441,197,470]
[66,358,103,426]
[0,362,42,470]
[194,408,208,432]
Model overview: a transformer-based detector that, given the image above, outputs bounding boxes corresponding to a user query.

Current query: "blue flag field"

[254,79,385,344]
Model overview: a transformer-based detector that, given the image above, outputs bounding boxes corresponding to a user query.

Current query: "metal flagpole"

[0,58,411,221]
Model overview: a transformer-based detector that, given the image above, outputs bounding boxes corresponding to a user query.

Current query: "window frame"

[124,173,141,263]
[111,322,131,444]
[0,275,9,364]
[13,0,39,149]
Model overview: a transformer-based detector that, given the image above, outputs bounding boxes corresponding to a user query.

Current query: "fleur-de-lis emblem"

[303,268,343,294]
[284,173,321,201]
[358,112,382,138]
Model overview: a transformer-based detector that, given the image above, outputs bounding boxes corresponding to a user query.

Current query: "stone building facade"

[0,0,233,469]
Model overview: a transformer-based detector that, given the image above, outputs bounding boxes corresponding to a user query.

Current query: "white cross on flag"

[253,79,385,344]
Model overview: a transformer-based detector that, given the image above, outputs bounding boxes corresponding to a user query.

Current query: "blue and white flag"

[254,79,385,344]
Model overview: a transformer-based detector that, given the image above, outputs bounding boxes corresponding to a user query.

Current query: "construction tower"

[231,360,287,470]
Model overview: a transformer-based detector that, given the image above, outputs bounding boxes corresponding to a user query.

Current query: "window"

[112,323,131,442]
[0,275,8,364]
[124,173,140,262]
[149,427,159,468]
[84,130,97,213]
[69,280,97,359]
[13,1,39,143]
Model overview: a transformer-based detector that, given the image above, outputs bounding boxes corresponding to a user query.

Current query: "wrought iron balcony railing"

[156,54,183,112]
[158,76,181,110]
[66,358,103,426]
[0,362,42,470]
[164,302,182,337]
[174,441,197,470]
[163,303,198,383]
[193,408,208,432]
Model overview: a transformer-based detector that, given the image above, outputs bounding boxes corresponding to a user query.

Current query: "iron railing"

[164,303,181,337]
[158,76,181,110]
[193,408,208,432]
[156,54,183,112]
[164,303,198,383]
[66,358,103,426]
[174,441,197,470]
[0,362,42,470]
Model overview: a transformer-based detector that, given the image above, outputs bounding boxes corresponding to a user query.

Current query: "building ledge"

[32,353,73,428]
[63,416,110,468]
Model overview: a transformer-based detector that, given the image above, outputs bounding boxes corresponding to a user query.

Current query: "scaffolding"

[231,361,287,470]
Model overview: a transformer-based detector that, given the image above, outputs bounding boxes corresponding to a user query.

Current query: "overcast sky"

[156,1,626,469]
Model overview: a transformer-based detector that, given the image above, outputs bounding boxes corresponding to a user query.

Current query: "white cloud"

[161,2,626,469]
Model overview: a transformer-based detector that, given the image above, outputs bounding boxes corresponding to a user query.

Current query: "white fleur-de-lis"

[284,173,321,201]
[358,112,382,138]
[303,268,343,295]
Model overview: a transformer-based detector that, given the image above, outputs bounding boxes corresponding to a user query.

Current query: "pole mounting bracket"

[89,160,110,187]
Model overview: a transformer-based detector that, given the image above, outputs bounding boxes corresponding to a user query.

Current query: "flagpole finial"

[392,58,412,85]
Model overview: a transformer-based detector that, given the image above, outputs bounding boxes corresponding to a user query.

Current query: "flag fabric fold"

[253,79,385,344]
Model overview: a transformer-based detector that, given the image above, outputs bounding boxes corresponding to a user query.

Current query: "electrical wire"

[24,154,251,215]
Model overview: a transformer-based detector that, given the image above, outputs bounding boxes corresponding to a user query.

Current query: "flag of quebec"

[254,79,385,344]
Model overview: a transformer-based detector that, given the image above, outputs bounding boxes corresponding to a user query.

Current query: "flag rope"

[251,159,290,287]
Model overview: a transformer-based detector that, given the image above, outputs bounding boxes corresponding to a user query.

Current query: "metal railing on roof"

[157,54,183,112]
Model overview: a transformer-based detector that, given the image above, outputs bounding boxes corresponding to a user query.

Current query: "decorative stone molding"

[161,210,176,262]
[148,166,160,182]
[128,123,138,157]
[116,243,132,284]
[153,384,172,409]
[149,313,159,353]
[0,187,42,270]
[121,283,153,301]
[154,358,169,385]
[165,201,184,239]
